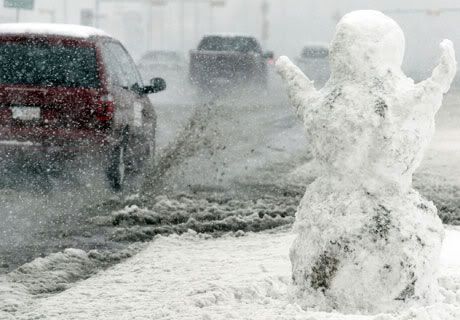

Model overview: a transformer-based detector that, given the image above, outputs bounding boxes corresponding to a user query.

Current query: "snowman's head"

[330,10,405,79]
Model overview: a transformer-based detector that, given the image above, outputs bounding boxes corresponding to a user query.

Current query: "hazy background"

[0,0,459,78]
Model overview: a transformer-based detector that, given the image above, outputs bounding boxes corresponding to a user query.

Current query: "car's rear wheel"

[106,132,154,192]
[106,141,128,191]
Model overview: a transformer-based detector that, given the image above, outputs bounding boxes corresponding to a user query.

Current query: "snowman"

[277,10,456,313]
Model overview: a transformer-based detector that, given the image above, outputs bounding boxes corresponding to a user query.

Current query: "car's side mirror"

[142,77,166,94]
[263,51,274,60]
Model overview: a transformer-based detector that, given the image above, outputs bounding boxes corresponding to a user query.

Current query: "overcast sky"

[1,0,459,74]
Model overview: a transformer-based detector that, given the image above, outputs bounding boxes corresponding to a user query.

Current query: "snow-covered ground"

[2,227,458,320]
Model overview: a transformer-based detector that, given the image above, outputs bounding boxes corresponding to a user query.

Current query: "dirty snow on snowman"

[277,10,457,313]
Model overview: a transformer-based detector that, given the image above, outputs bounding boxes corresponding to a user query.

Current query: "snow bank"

[0,249,94,313]
[0,246,139,314]
[277,10,457,313]
[8,229,460,319]
[0,23,109,39]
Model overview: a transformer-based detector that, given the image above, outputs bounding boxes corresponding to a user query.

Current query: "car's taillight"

[96,94,114,122]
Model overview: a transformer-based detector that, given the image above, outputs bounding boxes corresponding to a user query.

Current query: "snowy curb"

[0,246,140,314]
[1,229,457,319]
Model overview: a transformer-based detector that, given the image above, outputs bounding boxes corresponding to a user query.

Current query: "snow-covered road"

[0,79,302,273]
[9,227,460,320]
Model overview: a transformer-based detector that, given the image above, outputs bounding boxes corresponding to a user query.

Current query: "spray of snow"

[276,10,457,313]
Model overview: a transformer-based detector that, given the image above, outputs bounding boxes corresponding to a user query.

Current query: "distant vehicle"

[0,23,166,191]
[295,43,330,86]
[138,50,186,80]
[189,34,270,92]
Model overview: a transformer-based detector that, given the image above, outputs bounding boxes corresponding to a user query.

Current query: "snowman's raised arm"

[416,40,457,104]
[276,56,319,119]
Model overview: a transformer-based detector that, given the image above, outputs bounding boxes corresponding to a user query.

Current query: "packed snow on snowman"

[1,10,460,320]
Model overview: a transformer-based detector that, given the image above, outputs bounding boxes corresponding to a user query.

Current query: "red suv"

[0,23,165,190]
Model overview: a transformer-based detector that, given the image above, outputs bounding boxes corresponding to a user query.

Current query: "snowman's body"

[277,10,456,313]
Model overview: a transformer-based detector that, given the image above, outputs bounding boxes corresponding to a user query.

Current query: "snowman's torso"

[302,76,437,189]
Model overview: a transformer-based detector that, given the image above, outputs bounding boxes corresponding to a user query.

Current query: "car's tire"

[106,132,154,192]
[106,140,128,192]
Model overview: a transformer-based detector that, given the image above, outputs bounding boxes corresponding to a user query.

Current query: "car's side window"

[109,42,142,87]
[101,42,143,89]
[100,42,126,87]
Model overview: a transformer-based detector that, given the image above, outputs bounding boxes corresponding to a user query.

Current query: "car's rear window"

[198,36,262,53]
[0,41,100,88]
